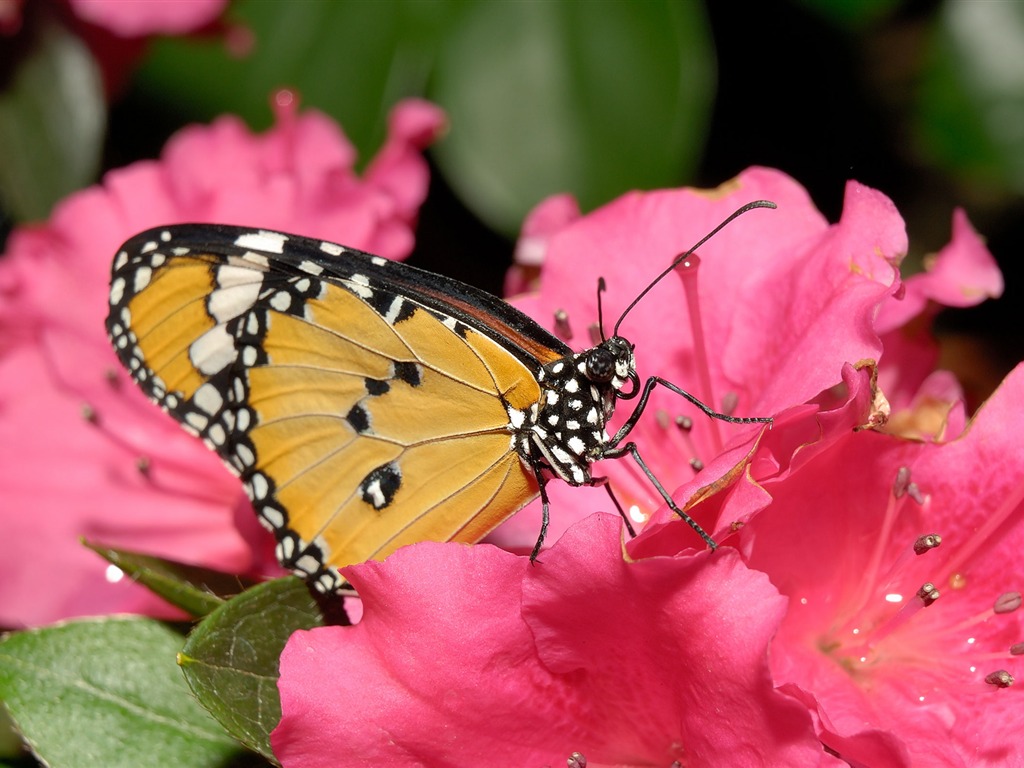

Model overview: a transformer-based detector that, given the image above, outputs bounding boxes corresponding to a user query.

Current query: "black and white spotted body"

[518,336,636,486]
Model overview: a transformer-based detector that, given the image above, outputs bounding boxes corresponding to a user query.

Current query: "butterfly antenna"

[611,200,777,337]
[595,277,608,342]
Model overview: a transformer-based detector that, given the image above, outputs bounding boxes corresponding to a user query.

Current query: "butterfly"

[106,203,773,594]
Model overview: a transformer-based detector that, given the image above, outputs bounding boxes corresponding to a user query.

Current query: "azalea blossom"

[875,208,1003,432]
[0,96,444,627]
[494,169,913,553]
[269,170,1009,766]
[274,513,842,767]
[730,364,1024,767]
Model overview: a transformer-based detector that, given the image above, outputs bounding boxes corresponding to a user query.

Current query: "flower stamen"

[674,253,723,454]
[984,670,1014,688]
[553,309,573,341]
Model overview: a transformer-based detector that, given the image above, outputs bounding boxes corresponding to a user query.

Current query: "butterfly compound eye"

[585,347,616,382]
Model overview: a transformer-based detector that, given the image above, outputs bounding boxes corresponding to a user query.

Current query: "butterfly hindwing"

[107,225,569,592]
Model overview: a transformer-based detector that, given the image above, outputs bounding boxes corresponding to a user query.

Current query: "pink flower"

[0,97,444,627]
[732,364,1024,766]
[68,0,227,37]
[493,169,906,552]
[876,209,1003,427]
[274,513,840,767]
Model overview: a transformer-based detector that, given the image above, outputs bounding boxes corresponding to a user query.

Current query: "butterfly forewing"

[107,225,561,592]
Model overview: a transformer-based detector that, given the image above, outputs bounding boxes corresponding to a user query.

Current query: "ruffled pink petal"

[274,514,837,766]
[505,193,581,296]
[499,171,905,552]
[737,365,1024,765]
[876,208,1002,412]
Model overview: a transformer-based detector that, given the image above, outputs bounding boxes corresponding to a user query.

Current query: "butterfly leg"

[529,464,553,562]
[602,441,717,550]
[609,376,771,448]
[589,476,638,538]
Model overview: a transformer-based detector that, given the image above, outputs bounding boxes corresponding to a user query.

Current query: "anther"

[1010,643,1024,656]
[994,592,1022,614]
[675,415,693,432]
[81,404,98,424]
[567,752,587,768]
[893,467,911,498]
[587,323,602,346]
[104,368,120,387]
[136,457,151,476]
[917,582,940,606]
[913,534,942,555]
[690,458,704,472]
[553,309,573,341]
[984,670,1014,688]
[721,391,738,417]
[906,482,925,505]
[655,409,671,429]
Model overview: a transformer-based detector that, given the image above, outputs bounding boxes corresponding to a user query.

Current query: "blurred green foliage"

[136,0,713,236]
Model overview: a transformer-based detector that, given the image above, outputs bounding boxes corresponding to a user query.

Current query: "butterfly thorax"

[519,336,636,486]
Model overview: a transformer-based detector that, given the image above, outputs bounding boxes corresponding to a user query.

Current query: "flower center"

[819,466,1020,698]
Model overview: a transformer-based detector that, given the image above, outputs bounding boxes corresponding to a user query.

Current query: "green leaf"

[430,0,715,234]
[179,577,331,763]
[135,0,447,162]
[916,0,1024,193]
[83,540,260,618]
[0,617,242,768]
[0,12,104,221]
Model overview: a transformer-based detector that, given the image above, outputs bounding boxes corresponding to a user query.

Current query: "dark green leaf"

[916,1,1024,192]
[179,577,331,763]
[0,13,104,221]
[83,540,259,618]
[430,0,715,234]
[134,0,447,162]
[0,617,241,768]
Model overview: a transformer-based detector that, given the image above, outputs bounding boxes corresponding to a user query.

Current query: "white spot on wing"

[190,325,237,374]
[211,265,262,323]
[194,382,224,415]
[349,273,373,299]
[507,406,526,429]
[235,230,289,254]
[110,277,125,306]
[270,291,292,312]
[243,251,270,269]
[320,241,344,256]
[133,266,153,292]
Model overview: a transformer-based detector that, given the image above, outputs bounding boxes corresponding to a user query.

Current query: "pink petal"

[736,364,1024,764]
[876,209,1002,412]
[275,514,837,766]
[69,0,227,37]
[498,170,907,554]
[505,193,581,296]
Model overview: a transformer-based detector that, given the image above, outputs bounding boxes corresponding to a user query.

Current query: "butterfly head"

[583,336,638,399]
